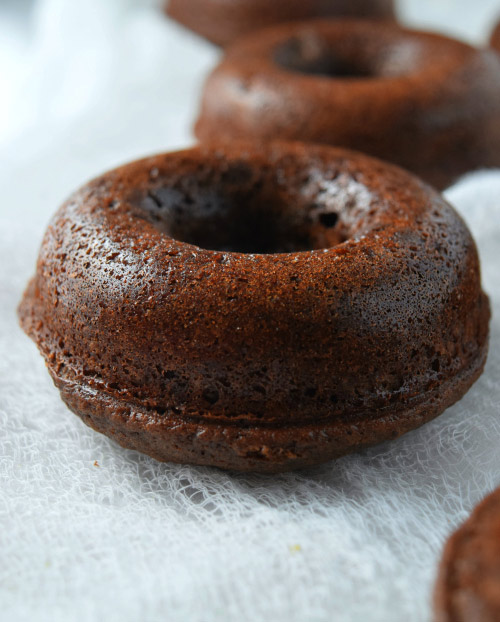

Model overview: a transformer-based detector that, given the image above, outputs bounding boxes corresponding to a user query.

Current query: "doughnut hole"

[132,159,376,254]
[273,29,425,79]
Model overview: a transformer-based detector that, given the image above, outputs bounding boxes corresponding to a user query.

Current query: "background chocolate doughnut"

[166,0,396,47]
[490,20,500,52]
[195,19,500,190]
[434,487,500,622]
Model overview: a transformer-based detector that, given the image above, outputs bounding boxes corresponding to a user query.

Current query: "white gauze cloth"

[1,1,500,621]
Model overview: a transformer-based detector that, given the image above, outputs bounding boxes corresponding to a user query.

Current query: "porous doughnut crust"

[195,19,500,190]
[19,142,490,472]
[166,0,395,47]
[434,488,500,622]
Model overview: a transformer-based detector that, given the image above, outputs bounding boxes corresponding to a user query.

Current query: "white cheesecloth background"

[1,1,500,620]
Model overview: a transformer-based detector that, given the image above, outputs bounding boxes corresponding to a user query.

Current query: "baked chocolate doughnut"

[195,20,500,190]
[165,0,396,47]
[490,21,500,53]
[19,142,490,472]
[435,488,500,622]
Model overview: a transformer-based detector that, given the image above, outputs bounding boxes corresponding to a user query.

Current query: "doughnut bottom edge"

[46,344,488,473]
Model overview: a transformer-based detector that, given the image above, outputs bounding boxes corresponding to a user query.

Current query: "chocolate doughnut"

[435,488,500,622]
[490,20,500,53]
[19,142,490,472]
[195,20,500,190]
[165,0,396,47]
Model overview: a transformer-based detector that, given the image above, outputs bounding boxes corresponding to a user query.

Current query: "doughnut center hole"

[275,34,375,79]
[137,162,353,254]
[274,31,422,79]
